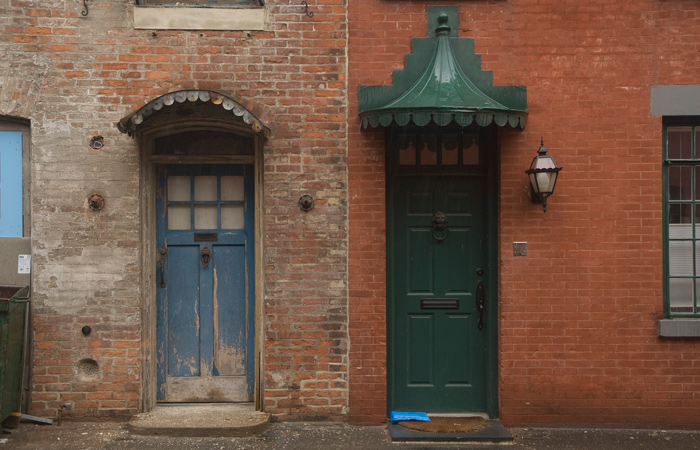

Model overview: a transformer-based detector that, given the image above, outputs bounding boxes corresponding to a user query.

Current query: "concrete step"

[127,404,269,437]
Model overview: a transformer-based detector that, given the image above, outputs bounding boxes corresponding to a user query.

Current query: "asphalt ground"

[3,421,700,450]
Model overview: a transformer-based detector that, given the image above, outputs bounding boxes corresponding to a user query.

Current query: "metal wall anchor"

[81,0,89,16]
[90,135,103,149]
[88,194,104,211]
[301,1,314,18]
[299,194,315,211]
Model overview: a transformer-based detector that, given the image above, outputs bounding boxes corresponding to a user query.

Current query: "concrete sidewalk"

[3,420,700,450]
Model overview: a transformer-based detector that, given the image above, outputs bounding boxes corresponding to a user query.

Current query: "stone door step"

[128,404,269,437]
[388,418,513,443]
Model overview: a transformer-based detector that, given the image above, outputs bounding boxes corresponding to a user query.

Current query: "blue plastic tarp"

[389,411,431,422]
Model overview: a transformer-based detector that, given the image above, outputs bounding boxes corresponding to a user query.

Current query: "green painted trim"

[662,125,670,318]
[385,128,397,416]
[483,126,500,419]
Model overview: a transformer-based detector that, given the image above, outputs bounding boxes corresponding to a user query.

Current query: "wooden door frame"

[385,125,500,418]
[137,119,265,412]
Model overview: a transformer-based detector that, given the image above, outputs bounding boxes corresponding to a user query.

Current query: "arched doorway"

[118,91,268,411]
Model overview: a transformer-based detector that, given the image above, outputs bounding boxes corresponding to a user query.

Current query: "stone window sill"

[134,6,265,31]
[659,319,700,337]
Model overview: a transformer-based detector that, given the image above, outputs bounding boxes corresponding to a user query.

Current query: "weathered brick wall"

[348,0,700,427]
[2,0,348,419]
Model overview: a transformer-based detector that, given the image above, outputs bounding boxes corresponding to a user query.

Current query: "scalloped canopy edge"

[360,110,526,129]
[117,90,270,138]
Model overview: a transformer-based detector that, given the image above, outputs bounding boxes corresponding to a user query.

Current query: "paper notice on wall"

[18,254,30,274]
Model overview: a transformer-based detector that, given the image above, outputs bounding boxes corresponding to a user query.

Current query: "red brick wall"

[3,0,347,419]
[348,0,700,427]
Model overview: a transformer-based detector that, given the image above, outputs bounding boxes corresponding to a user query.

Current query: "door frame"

[385,125,500,418]
[137,119,265,412]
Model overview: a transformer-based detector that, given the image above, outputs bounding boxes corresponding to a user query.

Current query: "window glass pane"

[154,130,254,156]
[442,134,459,165]
[194,176,217,201]
[168,176,190,201]
[668,127,692,159]
[194,205,217,229]
[398,134,417,166]
[222,205,245,229]
[463,134,479,165]
[420,135,437,165]
[669,166,692,200]
[670,278,694,313]
[669,240,694,276]
[221,176,244,201]
[670,204,692,229]
[0,131,23,237]
[168,205,191,230]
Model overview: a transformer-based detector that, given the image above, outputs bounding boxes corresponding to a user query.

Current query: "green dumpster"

[0,285,29,424]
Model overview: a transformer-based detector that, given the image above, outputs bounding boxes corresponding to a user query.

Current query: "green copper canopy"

[358,10,527,129]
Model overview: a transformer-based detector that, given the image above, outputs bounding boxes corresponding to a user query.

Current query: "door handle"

[476,280,485,330]
[431,212,448,241]
[159,247,166,288]
[201,246,211,267]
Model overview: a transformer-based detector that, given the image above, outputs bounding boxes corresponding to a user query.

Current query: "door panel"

[213,245,246,376]
[166,245,201,377]
[391,175,487,412]
[156,164,254,402]
[408,314,434,384]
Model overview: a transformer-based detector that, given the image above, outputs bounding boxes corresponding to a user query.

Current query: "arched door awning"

[117,90,270,137]
[358,10,527,130]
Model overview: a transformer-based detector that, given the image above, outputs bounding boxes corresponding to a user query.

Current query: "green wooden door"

[390,174,488,412]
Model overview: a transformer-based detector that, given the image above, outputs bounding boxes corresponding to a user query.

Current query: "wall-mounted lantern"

[525,139,562,212]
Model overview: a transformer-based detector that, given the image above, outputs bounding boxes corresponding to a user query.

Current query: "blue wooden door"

[0,131,23,237]
[156,165,255,402]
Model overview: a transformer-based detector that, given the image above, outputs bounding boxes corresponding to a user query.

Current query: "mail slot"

[194,233,218,242]
[420,298,459,309]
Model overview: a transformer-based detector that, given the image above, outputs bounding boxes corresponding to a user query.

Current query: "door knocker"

[201,246,211,267]
[431,212,448,241]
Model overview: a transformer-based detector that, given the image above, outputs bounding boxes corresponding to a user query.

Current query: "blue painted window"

[0,131,23,237]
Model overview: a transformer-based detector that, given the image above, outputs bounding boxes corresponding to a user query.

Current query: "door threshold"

[388,418,513,443]
[427,412,489,419]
